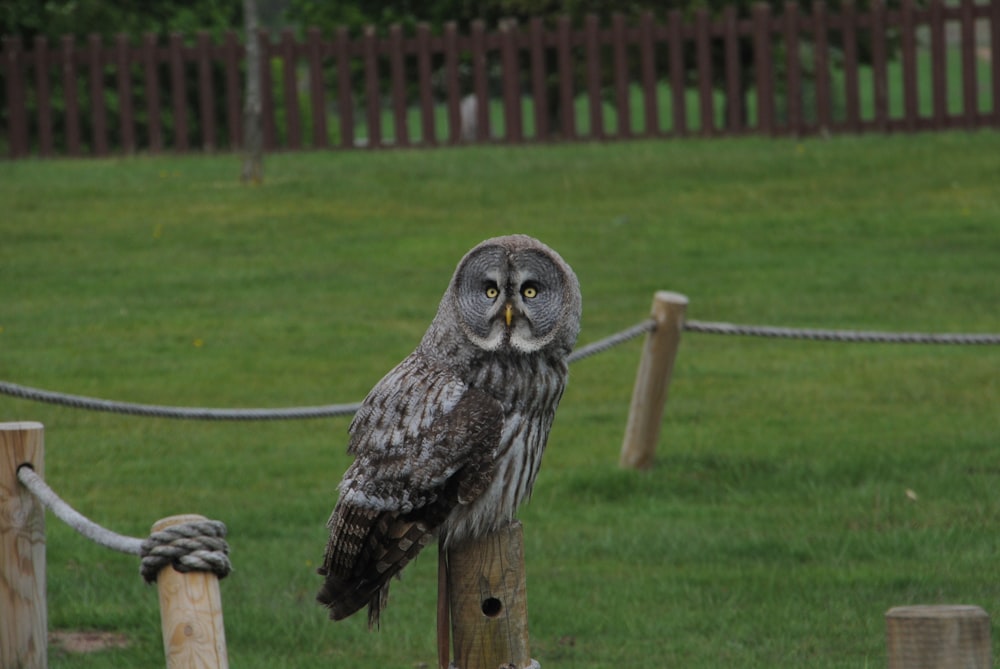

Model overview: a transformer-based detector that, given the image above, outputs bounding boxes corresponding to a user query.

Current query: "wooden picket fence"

[2,0,999,158]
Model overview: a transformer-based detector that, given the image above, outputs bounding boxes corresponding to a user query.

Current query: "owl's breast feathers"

[317,356,504,626]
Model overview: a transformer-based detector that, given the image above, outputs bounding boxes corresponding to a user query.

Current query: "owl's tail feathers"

[317,511,436,628]
[315,571,389,627]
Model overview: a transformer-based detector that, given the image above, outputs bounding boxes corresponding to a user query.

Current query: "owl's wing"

[317,356,503,626]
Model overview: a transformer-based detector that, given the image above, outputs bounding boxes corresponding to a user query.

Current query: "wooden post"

[152,514,229,669]
[0,422,47,669]
[620,291,688,470]
[886,605,991,669]
[446,521,534,669]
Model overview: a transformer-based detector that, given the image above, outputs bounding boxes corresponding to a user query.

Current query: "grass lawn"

[1,131,999,668]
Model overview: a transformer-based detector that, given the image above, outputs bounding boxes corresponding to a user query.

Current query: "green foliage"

[1,132,999,667]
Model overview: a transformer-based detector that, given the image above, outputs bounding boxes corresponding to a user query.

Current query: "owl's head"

[438,234,581,355]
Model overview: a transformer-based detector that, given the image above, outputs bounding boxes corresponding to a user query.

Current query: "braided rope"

[2,318,997,422]
[139,520,231,583]
[0,380,361,421]
[16,465,231,582]
[567,319,656,363]
[683,320,1000,344]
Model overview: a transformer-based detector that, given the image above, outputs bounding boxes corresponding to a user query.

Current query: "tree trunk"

[240,0,263,184]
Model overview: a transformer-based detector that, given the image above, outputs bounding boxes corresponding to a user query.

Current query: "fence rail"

[3,0,999,159]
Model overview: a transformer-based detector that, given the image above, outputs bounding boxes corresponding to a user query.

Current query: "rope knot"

[139,519,232,583]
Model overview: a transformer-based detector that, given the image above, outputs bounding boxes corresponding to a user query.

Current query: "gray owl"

[317,234,581,627]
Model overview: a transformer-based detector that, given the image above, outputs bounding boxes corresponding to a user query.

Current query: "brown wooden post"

[842,0,861,132]
[529,18,549,142]
[900,0,919,132]
[556,16,576,139]
[886,605,991,669]
[88,33,109,156]
[812,1,832,134]
[446,521,534,669]
[416,23,436,146]
[142,32,163,152]
[389,24,408,147]
[500,19,522,144]
[362,26,381,148]
[223,30,242,150]
[639,11,659,137]
[35,36,55,157]
[306,27,327,149]
[471,20,490,142]
[259,28,277,151]
[870,0,889,133]
[723,6,742,134]
[444,22,461,144]
[611,13,631,139]
[753,3,775,135]
[281,29,301,150]
[169,33,189,152]
[958,0,977,129]
[695,8,714,136]
[152,514,229,669]
[196,31,217,152]
[929,0,947,129]
[334,26,355,149]
[667,10,687,136]
[991,0,1000,127]
[3,37,28,159]
[620,292,688,470]
[62,35,82,156]
[784,2,802,136]
[0,422,47,669]
[115,34,136,154]
[584,15,603,140]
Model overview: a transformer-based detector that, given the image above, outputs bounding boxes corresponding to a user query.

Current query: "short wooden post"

[0,422,47,669]
[447,521,533,669]
[620,291,688,470]
[886,605,992,669]
[152,514,229,669]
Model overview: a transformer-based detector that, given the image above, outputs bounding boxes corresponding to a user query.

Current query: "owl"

[317,234,581,627]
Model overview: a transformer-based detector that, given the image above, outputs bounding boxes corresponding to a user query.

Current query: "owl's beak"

[504,302,514,327]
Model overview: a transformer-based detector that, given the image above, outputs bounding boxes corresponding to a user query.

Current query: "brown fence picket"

[223,30,242,150]
[416,23,435,145]
[35,37,54,156]
[667,10,686,136]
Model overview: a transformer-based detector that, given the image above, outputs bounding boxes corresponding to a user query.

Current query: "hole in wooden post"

[481,597,503,618]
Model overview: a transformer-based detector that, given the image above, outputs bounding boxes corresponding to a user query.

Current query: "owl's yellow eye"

[485,286,499,299]
[522,286,538,299]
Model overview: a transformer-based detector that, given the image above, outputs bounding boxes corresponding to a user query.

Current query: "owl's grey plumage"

[317,234,581,627]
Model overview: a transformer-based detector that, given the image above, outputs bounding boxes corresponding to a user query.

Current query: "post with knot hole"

[149,514,230,669]
[1,422,47,669]
[620,291,688,470]
[441,520,539,669]
[886,605,992,669]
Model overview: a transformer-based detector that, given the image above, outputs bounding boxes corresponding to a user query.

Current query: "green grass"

[1,132,999,668]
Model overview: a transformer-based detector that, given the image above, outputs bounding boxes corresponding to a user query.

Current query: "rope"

[567,319,656,363]
[16,465,231,582]
[0,380,361,421]
[2,318,997,421]
[682,320,1000,344]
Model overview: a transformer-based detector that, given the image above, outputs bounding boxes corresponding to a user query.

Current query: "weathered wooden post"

[620,291,688,469]
[0,421,47,669]
[886,605,991,669]
[445,520,535,669]
[151,514,229,669]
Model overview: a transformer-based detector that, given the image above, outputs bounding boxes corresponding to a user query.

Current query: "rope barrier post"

[620,291,688,470]
[886,605,992,669]
[445,520,537,669]
[0,422,47,669]
[151,514,229,669]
